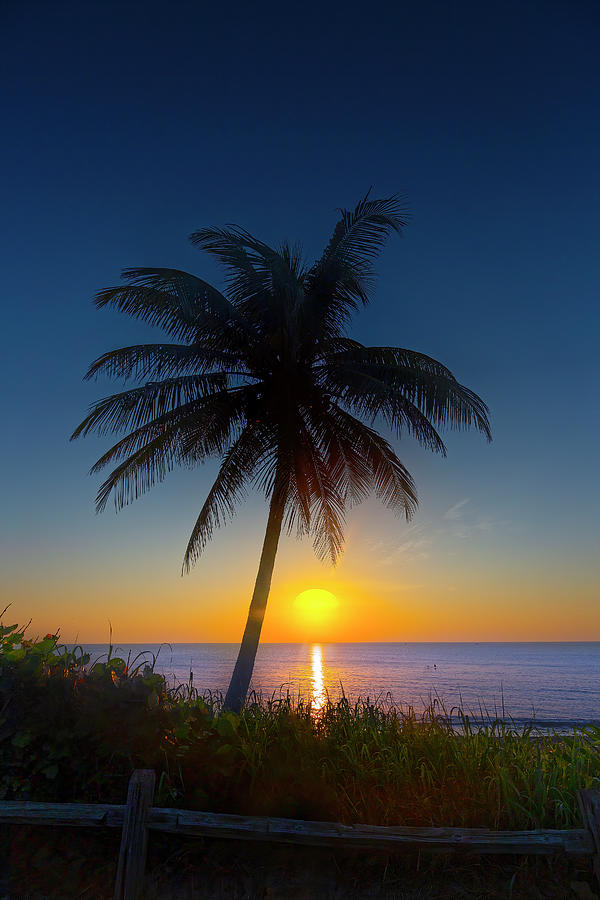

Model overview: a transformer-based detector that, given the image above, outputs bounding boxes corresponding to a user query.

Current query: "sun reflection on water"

[311,644,326,712]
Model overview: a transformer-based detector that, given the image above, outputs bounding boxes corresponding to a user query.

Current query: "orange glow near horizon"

[4,544,599,644]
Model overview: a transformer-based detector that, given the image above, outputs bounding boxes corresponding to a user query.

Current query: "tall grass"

[201,691,599,829]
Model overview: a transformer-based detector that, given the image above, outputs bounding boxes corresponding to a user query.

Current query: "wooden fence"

[1,771,599,899]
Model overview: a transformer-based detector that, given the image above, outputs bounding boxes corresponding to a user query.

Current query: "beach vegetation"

[1,620,598,833]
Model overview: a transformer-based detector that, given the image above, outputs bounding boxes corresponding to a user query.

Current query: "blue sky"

[2,1,598,641]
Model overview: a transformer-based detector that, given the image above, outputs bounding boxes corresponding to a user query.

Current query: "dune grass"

[1,619,598,832]
[180,689,599,830]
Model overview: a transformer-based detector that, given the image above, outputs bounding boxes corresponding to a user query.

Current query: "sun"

[294,589,339,630]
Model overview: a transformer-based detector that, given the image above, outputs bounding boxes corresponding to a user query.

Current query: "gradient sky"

[2,1,599,643]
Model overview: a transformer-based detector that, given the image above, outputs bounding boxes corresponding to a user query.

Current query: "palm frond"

[95,268,245,344]
[93,428,182,513]
[70,374,229,439]
[190,228,305,338]
[320,191,410,266]
[319,345,491,442]
[88,387,251,473]
[84,343,246,383]
[182,423,275,572]
[313,336,366,359]
[305,192,410,307]
[277,241,306,281]
[302,403,373,510]
[89,388,254,512]
[121,268,236,323]
[293,417,347,564]
[190,227,274,305]
[328,345,457,376]
[317,362,447,454]
[326,404,418,519]
[178,386,260,462]
[298,194,409,350]
[254,431,309,539]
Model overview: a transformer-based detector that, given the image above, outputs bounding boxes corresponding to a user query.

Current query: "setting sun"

[294,589,340,634]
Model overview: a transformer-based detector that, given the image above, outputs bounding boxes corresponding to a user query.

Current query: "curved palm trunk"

[223,488,285,712]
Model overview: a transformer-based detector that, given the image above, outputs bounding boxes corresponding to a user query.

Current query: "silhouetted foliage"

[72,194,491,709]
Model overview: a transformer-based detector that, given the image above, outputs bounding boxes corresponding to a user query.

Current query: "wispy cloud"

[443,498,470,520]
[441,498,508,541]
[364,499,509,568]
[367,523,432,567]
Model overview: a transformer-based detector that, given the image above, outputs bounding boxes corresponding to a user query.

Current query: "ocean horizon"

[70,640,600,730]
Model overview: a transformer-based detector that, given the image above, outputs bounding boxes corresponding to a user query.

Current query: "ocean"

[74,641,600,730]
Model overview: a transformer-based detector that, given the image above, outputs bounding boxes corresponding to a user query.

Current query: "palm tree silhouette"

[72,194,491,712]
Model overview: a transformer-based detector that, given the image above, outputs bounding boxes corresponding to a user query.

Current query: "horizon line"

[63,638,600,645]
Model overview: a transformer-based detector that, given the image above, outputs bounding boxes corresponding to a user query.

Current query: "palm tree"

[72,194,491,712]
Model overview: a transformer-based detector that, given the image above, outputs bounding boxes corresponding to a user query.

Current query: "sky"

[1,1,599,643]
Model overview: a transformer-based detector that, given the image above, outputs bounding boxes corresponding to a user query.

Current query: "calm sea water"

[74,642,600,729]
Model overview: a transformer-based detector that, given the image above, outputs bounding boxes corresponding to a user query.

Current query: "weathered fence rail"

[2,801,595,853]
[1,771,599,899]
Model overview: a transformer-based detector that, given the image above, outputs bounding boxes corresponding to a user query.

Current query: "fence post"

[578,789,600,887]
[113,769,155,900]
